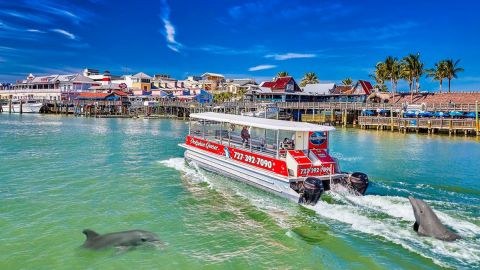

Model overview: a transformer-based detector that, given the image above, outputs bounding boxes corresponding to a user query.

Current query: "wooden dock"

[1,98,478,136]
[359,116,479,136]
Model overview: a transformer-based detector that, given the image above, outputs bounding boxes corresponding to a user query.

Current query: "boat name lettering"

[190,138,220,151]
[205,142,219,151]
[190,138,206,148]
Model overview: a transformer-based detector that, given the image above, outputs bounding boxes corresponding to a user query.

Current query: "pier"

[358,116,479,136]
[1,98,479,136]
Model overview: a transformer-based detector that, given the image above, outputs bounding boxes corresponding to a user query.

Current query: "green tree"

[426,60,447,93]
[370,62,388,91]
[384,56,401,97]
[277,71,289,77]
[342,77,353,86]
[444,59,464,93]
[300,72,319,87]
[236,88,247,101]
[400,62,414,93]
[213,92,233,103]
[402,53,424,94]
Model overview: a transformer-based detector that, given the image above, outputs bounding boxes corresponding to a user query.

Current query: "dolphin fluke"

[408,196,461,241]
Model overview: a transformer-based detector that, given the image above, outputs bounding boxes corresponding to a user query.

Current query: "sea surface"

[0,114,479,270]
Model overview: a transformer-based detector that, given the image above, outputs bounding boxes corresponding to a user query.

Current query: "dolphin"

[408,196,461,241]
[82,229,162,250]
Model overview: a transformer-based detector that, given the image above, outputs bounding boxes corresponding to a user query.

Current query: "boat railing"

[200,131,281,158]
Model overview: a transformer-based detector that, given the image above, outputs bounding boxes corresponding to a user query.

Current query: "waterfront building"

[0,73,99,100]
[171,89,212,103]
[151,74,185,90]
[0,83,13,90]
[119,72,152,95]
[302,83,336,95]
[224,79,258,95]
[83,68,123,85]
[200,72,225,91]
[260,76,302,93]
[247,77,371,102]
[75,91,129,114]
[89,83,130,94]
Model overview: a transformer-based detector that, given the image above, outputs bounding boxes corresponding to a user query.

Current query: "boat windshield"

[189,119,295,158]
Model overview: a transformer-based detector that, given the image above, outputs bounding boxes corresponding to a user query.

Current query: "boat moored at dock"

[1,100,43,113]
[179,112,369,205]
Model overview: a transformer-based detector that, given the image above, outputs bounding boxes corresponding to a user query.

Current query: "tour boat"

[179,112,368,205]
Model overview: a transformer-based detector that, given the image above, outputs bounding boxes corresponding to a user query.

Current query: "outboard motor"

[348,172,369,195]
[302,177,324,205]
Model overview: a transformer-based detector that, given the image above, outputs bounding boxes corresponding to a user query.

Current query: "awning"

[189,112,335,132]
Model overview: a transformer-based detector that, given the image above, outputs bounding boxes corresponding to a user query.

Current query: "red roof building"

[259,76,301,93]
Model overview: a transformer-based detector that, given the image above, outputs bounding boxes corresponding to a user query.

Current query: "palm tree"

[370,62,388,91]
[400,61,414,93]
[426,60,447,93]
[402,53,424,94]
[236,88,247,101]
[342,78,353,86]
[277,71,289,77]
[384,56,401,97]
[444,59,464,93]
[300,72,319,87]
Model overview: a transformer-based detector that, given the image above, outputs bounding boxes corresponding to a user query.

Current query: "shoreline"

[2,113,479,141]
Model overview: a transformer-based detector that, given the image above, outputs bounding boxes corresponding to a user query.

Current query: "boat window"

[189,119,284,157]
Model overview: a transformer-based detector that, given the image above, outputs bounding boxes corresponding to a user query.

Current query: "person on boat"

[241,126,250,146]
[280,138,294,150]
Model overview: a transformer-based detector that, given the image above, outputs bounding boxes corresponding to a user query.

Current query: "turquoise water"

[0,114,479,269]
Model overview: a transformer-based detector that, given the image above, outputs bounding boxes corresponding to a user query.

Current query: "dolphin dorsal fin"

[83,229,100,240]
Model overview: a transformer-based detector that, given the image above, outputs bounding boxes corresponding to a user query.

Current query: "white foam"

[330,151,363,162]
[158,158,210,184]
[310,192,480,268]
[333,192,480,237]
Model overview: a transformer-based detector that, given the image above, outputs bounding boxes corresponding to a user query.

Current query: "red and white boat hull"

[183,146,301,202]
[181,144,350,203]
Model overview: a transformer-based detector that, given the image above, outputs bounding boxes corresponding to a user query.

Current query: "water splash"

[306,191,480,268]
[158,157,210,184]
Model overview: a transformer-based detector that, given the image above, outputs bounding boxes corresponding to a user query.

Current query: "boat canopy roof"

[190,112,335,132]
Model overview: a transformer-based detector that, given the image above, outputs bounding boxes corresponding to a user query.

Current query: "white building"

[83,68,122,86]
[0,73,99,100]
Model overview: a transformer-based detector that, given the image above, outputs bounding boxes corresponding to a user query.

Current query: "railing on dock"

[358,116,478,135]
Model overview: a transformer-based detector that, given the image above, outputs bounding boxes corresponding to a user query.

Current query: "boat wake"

[158,158,210,184]
[305,190,480,268]
[159,157,480,268]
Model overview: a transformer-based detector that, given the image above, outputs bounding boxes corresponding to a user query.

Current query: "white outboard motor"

[302,177,324,205]
[348,172,369,195]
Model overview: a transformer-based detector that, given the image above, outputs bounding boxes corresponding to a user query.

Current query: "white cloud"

[27,29,46,33]
[197,44,266,55]
[248,64,276,71]
[51,29,75,40]
[265,53,316,60]
[26,0,86,24]
[159,0,182,52]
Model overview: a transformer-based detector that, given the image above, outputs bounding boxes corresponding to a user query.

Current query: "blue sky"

[1,0,479,90]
